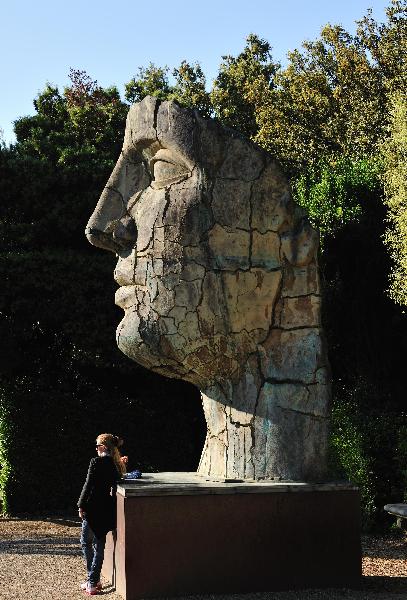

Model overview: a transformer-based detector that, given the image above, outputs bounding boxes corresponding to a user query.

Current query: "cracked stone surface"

[86,96,331,482]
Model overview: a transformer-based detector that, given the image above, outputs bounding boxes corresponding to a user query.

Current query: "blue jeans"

[80,518,106,586]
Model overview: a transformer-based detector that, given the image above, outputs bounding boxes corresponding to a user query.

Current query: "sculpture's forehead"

[123,96,266,180]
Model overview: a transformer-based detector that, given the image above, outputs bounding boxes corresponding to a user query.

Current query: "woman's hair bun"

[113,435,124,448]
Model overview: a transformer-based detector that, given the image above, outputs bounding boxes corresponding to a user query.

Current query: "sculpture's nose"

[85,187,137,253]
[85,154,138,253]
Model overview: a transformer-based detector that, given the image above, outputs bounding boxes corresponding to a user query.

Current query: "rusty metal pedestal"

[102,473,361,600]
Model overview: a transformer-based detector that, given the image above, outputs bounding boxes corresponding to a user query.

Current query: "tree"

[125,63,172,104]
[210,34,279,138]
[381,92,407,306]
[357,0,407,94]
[254,10,404,175]
[209,3,405,178]
[171,61,212,117]
[125,61,212,117]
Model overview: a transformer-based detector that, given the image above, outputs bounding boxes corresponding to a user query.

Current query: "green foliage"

[211,33,279,138]
[13,70,127,170]
[330,396,375,527]
[381,92,407,307]
[171,61,212,117]
[357,0,407,94]
[118,0,405,172]
[261,23,387,172]
[292,157,382,243]
[0,388,12,514]
[125,63,172,104]
[330,383,407,530]
[396,422,407,502]
[125,61,212,117]
[210,3,406,177]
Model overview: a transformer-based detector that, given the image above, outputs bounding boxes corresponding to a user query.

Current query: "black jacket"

[78,455,120,538]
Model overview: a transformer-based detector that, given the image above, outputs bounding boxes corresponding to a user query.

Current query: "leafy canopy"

[381,92,407,306]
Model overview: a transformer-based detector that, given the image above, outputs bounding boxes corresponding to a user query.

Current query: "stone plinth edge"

[384,503,407,518]
[118,471,357,497]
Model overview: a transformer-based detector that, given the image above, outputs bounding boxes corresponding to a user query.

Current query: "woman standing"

[78,433,127,595]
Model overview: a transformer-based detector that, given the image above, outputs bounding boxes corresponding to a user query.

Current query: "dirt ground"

[0,516,406,600]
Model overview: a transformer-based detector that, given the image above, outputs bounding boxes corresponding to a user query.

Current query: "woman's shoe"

[84,583,100,595]
[81,581,102,592]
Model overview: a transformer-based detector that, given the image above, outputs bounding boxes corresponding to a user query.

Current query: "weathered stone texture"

[251,230,281,269]
[260,328,326,384]
[86,96,331,482]
[222,270,281,333]
[207,224,250,270]
[212,179,251,229]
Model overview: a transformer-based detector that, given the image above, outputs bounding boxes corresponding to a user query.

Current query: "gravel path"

[0,516,406,600]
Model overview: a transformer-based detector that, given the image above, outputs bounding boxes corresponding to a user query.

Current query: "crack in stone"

[105,184,124,204]
[153,99,159,135]
[282,294,321,301]
[265,377,314,385]
[223,401,230,475]
[248,186,254,268]
[208,429,227,440]
[136,233,154,254]
[199,265,283,276]
[275,404,329,420]
[127,188,145,214]
[228,417,252,428]
[161,187,171,224]
[283,292,322,299]
[252,227,283,235]
[272,324,320,332]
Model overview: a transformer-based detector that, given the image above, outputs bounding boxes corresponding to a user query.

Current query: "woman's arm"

[77,457,98,513]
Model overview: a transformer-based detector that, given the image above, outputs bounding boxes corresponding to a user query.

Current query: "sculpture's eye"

[150,149,190,189]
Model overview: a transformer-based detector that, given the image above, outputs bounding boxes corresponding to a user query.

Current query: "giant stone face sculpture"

[86,96,330,481]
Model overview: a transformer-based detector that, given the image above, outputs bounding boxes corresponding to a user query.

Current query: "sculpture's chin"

[115,312,189,378]
[115,311,254,387]
[115,313,142,359]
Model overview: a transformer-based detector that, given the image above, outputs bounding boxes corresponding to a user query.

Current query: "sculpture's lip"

[115,285,138,309]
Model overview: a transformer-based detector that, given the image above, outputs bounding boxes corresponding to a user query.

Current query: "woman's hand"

[120,456,128,465]
[78,508,85,519]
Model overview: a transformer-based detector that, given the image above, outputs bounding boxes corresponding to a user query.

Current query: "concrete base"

[103,473,361,599]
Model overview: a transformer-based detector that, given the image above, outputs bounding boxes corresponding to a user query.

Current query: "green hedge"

[329,389,407,530]
[0,337,204,514]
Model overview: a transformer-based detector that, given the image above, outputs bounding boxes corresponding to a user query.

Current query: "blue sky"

[1,0,389,144]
